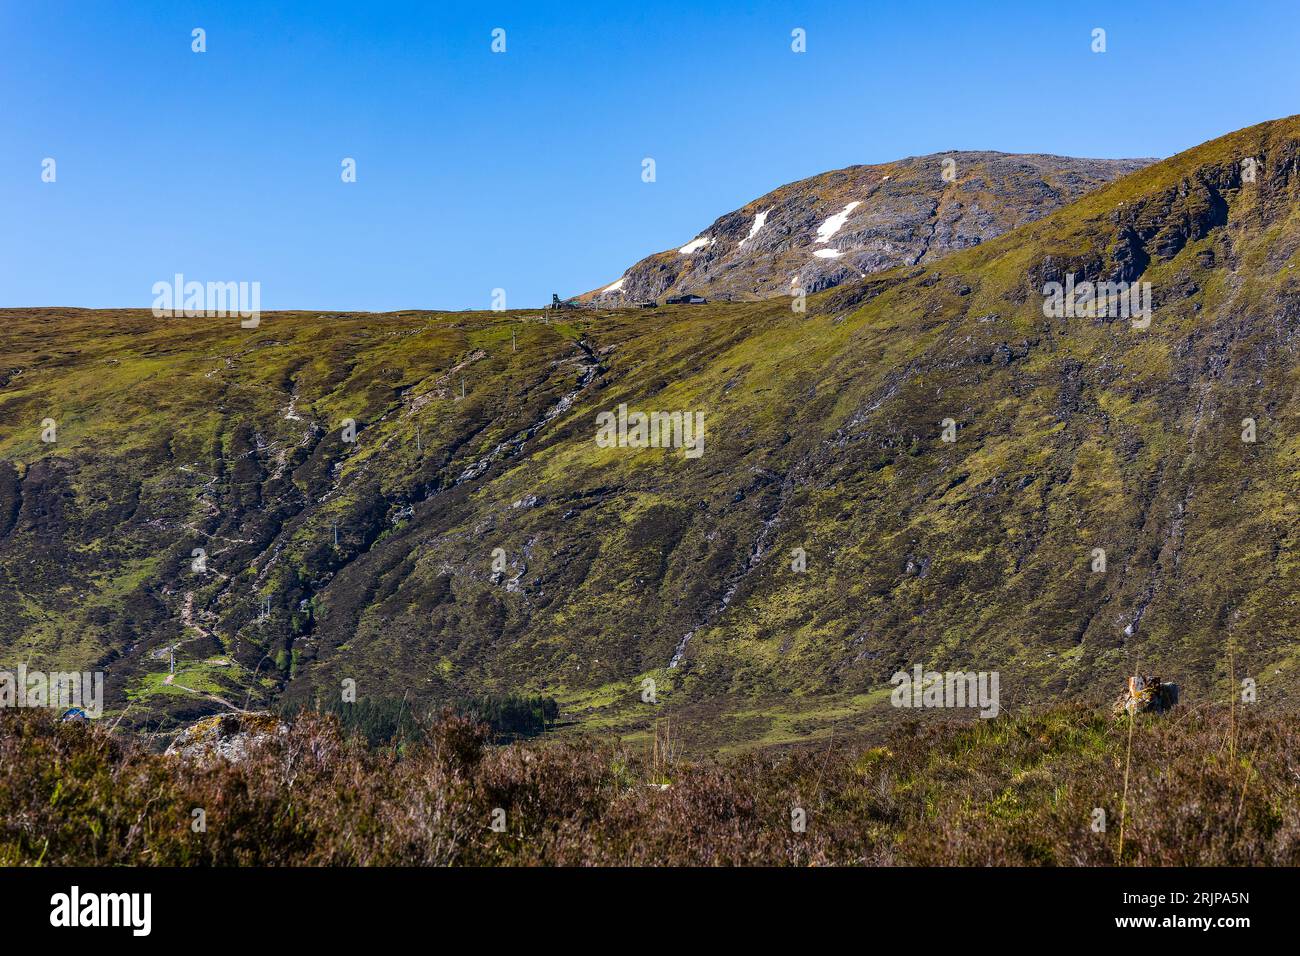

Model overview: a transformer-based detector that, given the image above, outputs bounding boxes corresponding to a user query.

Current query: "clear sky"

[3,0,1298,310]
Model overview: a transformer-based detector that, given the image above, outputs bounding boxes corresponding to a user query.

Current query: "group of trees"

[298,693,559,747]
[460,694,559,742]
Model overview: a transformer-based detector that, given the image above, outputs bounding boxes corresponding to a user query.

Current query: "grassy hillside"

[3,115,1300,748]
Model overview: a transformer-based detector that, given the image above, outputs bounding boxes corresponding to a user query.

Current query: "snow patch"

[679,236,714,255]
[602,277,626,293]
[738,209,770,248]
[813,249,843,258]
[814,201,861,243]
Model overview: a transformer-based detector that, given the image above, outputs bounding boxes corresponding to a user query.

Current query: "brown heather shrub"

[2,702,1298,866]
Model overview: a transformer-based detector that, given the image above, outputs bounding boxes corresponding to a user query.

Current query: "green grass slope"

[2,115,1300,747]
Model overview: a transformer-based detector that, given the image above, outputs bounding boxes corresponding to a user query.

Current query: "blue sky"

[2,0,1297,310]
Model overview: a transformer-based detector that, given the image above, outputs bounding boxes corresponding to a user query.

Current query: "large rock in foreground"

[165,712,286,762]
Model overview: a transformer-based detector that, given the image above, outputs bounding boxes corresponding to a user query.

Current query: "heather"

[2,702,1296,866]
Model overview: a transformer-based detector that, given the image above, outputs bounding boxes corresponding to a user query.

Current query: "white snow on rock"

[602,277,626,293]
[813,248,843,258]
[738,209,770,248]
[814,201,861,244]
[679,236,714,255]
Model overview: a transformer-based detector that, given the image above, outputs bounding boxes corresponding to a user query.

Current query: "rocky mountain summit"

[580,152,1153,304]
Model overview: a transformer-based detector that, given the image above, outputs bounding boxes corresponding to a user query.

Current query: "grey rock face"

[581,151,1153,305]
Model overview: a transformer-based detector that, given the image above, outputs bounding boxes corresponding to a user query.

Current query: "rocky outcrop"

[1114,676,1179,716]
[165,712,286,762]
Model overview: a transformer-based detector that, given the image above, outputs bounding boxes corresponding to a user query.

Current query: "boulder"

[165,711,286,762]
[1114,675,1179,716]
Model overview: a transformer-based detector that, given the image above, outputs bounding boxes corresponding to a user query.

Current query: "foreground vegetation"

[2,702,1296,865]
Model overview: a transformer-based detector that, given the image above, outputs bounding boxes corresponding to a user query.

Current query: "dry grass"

[2,702,1297,866]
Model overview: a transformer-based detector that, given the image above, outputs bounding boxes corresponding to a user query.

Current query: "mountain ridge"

[578,150,1155,305]
[3,115,1300,749]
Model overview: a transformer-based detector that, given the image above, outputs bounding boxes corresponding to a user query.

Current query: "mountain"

[578,152,1153,304]
[3,116,1300,750]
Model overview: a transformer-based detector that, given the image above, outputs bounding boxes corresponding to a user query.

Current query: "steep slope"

[579,152,1152,304]
[4,117,1300,750]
